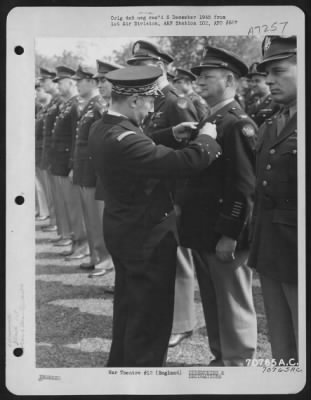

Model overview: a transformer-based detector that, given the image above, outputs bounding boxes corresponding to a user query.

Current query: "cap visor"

[257,54,296,72]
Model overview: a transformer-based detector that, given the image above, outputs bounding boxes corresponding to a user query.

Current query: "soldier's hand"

[68,169,74,183]
[172,122,199,141]
[215,236,237,263]
[198,122,217,140]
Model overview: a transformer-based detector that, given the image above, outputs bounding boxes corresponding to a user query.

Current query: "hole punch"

[14,46,24,55]
[15,195,24,205]
[13,348,23,357]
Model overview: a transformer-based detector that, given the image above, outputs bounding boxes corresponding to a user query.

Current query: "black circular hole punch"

[15,195,24,205]
[13,348,23,357]
[14,46,24,55]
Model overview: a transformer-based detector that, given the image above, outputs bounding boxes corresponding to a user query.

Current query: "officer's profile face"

[197,68,227,103]
[265,57,297,105]
[173,79,190,95]
[76,78,94,97]
[57,78,75,96]
[40,78,53,93]
[250,75,270,96]
[134,95,155,124]
[97,78,112,98]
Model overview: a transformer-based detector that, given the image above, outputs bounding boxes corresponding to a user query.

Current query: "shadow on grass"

[36,344,109,368]
[36,302,113,345]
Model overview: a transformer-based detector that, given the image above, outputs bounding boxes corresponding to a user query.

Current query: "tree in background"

[112,36,262,72]
[35,50,84,76]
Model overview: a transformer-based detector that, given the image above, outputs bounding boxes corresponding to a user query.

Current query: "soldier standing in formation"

[39,68,62,235]
[127,40,199,347]
[246,62,280,126]
[88,65,222,367]
[70,65,113,273]
[248,36,298,363]
[51,66,88,259]
[179,46,258,366]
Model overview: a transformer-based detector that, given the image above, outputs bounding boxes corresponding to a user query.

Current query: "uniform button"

[262,180,268,186]
[270,149,276,154]
[292,149,297,154]
[219,198,223,204]
[266,164,272,170]
[75,134,78,138]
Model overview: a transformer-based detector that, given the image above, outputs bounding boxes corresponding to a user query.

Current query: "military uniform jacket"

[179,100,257,252]
[40,95,61,170]
[72,95,105,187]
[188,92,210,120]
[50,95,80,176]
[35,106,46,167]
[248,111,297,284]
[143,84,198,139]
[247,94,280,127]
[88,113,222,259]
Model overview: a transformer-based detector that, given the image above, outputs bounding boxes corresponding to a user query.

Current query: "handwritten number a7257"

[248,22,288,36]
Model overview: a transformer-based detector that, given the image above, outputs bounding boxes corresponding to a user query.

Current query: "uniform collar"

[209,97,234,115]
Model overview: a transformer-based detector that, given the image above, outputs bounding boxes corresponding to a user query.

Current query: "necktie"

[276,108,290,136]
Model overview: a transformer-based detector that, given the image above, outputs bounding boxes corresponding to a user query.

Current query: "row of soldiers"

[35,36,298,367]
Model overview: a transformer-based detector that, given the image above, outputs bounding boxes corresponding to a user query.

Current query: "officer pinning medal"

[34,34,300,369]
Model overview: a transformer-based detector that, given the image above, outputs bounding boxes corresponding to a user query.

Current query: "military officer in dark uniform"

[39,68,64,236]
[246,62,280,126]
[248,36,298,363]
[88,66,222,367]
[179,46,258,366]
[127,40,200,347]
[51,66,88,258]
[70,65,113,273]
[173,67,210,120]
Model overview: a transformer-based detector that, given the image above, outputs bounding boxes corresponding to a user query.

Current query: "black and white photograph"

[6,5,306,395]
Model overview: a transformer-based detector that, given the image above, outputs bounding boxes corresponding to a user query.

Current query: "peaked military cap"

[127,40,173,65]
[247,62,267,78]
[167,71,175,80]
[173,68,197,82]
[105,66,163,96]
[93,60,123,78]
[39,67,56,80]
[53,65,76,82]
[72,64,96,80]
[191,46,249,77]
[35,80,41,89]
[257,36,297,72]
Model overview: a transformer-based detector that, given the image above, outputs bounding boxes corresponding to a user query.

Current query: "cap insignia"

[264,37,272,51]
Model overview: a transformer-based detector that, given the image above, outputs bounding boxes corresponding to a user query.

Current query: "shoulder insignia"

[116,131,136,142]
[177,98,188,109]
[241,124,256,138]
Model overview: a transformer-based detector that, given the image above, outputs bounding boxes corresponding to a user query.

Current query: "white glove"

[198,122,217,140]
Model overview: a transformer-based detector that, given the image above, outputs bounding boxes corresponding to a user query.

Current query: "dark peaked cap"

[257,36,296,72]
[72,65,96,80]
[105,66,163,96]
[53,65,76,82]
[247,62,267,78]
[127,40,173,65]
[173,68,197,82]
[191,46,249,77]
[93,60,123,78]
[39,67,56,80]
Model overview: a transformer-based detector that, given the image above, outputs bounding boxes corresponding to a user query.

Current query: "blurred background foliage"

[36,36,262,75]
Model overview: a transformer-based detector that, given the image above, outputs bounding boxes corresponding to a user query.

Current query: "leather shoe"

[104,285,115,293]
[88,269,107,277]
[80,263,95,270]
[168,331,192,347]
[54,238,72,247]
[64,252,89,261]
[36,215,49,221]
[42,225,57,232]
[208,359,225,367]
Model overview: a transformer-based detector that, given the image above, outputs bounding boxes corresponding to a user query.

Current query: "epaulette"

[228,106,249,120]
[116,131,136,142]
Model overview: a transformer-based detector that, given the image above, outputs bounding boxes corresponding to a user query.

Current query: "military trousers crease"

[260,274,298,363]
[41,169,56,226]
[35,167,49,217]
[78,186,113,266]
[193,249,257,366]
[107,232,177,367]
[53,175,86,242]
[172,246,196,333]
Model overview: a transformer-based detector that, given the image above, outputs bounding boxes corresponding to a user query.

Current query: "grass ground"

[36,219,271,368]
